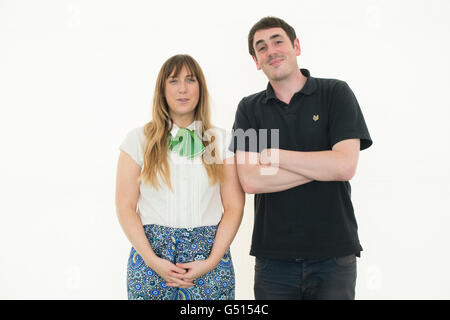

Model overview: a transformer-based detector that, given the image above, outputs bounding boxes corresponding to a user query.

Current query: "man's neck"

[270,69,307,105]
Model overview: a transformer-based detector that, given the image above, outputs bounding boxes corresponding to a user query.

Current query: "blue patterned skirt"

[127,224,235,300]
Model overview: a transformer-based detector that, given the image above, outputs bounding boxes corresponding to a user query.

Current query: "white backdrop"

[1,0,449,299]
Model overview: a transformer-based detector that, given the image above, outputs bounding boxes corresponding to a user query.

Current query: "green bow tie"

[168,127,205,159]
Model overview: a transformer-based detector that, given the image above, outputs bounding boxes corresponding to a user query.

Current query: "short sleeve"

[119,127,144,167]
[329,82,373,151]
[228,98,259,153]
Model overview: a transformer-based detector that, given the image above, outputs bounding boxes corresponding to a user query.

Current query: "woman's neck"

[170,114,195,129]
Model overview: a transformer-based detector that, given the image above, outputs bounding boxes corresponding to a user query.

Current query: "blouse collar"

[169,119,196,137]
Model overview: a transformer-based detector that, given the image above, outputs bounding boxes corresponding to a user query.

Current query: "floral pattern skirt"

[127,224,235,300]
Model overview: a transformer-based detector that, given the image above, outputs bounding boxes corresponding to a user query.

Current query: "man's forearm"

[276,149,352,181]
[239,163,313,194]
[259,139,360,182]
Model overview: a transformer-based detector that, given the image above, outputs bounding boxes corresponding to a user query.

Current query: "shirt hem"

[250,242,363,260]
[140,220,222,230]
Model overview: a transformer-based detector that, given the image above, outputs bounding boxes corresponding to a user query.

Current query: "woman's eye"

[187,78,196,82]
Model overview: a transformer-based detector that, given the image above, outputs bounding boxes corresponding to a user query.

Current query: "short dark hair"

[248,16,297,57]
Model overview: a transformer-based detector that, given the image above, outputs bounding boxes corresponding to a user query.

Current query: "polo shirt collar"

[264,68,317,103]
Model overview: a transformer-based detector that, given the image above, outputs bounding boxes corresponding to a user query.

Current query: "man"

[229,16,372,300]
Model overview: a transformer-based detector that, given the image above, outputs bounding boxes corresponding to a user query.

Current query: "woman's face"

[164,65,200,121]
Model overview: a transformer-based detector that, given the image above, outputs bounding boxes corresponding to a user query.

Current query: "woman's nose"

[178,81,187,93]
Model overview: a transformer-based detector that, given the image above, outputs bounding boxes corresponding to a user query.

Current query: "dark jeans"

[254,254,357,300]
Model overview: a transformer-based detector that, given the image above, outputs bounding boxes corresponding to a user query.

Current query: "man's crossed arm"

[236,139,360,194]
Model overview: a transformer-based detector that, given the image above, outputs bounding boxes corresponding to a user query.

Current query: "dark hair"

[248,16,297,57]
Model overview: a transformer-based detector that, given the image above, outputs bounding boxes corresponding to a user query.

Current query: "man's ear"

[294,38,301,56]
[252,55,261,70]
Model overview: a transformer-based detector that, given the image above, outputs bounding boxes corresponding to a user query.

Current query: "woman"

[115,54,244,300]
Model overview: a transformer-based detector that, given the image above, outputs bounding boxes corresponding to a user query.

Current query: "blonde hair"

[138,54,223,190]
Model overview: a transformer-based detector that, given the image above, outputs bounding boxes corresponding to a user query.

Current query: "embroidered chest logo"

[312,114,319,122]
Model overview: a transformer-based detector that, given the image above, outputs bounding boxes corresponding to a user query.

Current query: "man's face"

[252,27,300,82]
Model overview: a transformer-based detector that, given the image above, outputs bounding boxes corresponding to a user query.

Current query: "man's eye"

[258,46,266,51]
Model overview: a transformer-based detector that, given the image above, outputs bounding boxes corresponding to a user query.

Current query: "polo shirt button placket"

[279,101,288,110]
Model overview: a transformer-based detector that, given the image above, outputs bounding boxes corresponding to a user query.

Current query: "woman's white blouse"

[119,122,234,228]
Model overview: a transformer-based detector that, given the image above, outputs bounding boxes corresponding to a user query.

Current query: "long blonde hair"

[138,54,223,190]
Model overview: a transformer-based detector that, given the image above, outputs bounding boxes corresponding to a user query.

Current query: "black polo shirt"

[229,69,372,260]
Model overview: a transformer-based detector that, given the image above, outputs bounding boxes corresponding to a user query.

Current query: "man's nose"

[266,43,278,58]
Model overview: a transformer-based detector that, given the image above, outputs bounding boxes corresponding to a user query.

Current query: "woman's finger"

[182,271,195,280]
[176,262,192,269]
[168,276,194,287]
[169,270,189,280]
[170,265,188,275]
